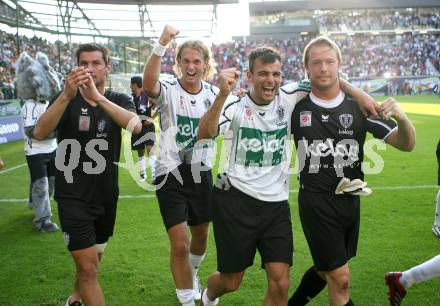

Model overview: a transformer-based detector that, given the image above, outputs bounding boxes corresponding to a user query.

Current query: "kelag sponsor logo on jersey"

[176,115,199,148]
[235,127,287,167]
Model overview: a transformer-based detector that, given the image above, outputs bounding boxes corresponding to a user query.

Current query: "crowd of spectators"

[316,10,440,32]
[1,28,439,99]
[0,30,76,100]
[176,33,440,84]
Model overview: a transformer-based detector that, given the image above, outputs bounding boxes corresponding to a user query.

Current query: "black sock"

[288,266,327,306]
[344,299,354,306]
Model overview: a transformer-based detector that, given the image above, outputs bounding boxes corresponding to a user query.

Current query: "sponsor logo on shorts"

[63,232,70,247]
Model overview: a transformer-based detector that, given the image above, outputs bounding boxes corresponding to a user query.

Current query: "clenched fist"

[159,25,179,47]
[218,68,240,97]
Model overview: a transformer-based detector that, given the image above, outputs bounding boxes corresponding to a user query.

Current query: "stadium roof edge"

[75,0,238,4]
[250,0,440,13]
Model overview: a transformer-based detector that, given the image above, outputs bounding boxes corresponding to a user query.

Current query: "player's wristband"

[152,43,167,57]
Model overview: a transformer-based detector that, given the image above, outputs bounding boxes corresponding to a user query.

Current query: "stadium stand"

[316,10,440,32]
[0,0,439,99]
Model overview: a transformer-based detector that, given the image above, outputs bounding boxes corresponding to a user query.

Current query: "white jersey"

[151,78,219,177]
[21,99,57,156]
[217,82,310,202]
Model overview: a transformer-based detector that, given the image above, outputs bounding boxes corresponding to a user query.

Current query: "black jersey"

[291,92,397,193]
[50,90,135,203]
[133,91,154,119]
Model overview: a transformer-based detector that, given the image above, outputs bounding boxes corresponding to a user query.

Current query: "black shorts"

[57,198,117,251]
[298,190,360,271]
[26,151,56,182]
[211,186,293,273]
[155,164,212,230]
[131,123,155,150]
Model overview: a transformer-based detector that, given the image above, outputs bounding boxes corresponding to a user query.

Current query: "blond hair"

[173,40,215,81]
[303,36,342,67]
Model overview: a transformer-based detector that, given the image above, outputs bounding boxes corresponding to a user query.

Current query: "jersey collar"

[309,90,345,109]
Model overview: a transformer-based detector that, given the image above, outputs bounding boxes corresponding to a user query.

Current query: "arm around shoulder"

[340,79,381,118]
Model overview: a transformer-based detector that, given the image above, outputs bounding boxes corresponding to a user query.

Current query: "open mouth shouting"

[185,71,197,80]
[262,85,276,99]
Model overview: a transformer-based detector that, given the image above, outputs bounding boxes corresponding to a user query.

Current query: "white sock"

[138,156,146,175]
[202,289,219,306]
[176,288,195,306]
[148,155,156,177]
[189,253,205,276]
[434,190,440,225]
[401,255,440,288]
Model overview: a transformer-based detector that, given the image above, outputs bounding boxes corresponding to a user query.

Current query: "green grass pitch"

[0,95,439,305]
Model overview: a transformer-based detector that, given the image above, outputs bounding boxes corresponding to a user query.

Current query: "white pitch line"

[0,198,28,203]
[0,194,157,203]
[0,185,438,204]
[370,185,438,190]
[288,185,438,192]
[0,163,26,174]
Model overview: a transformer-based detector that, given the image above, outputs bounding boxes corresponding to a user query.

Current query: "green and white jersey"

[152,78,219,176]
[218,82,310,202]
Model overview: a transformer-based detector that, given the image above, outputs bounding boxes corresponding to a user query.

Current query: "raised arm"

[198,68,239,139]
[80,75,142,134]
[33,67,90,140]
[143,25,179,98]
[339,79,382,118]
[381,97,416,152]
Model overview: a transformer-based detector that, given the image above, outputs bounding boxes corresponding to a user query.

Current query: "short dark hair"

[248,47,282,73]
[130,76,142,88]
[75,43,111,65]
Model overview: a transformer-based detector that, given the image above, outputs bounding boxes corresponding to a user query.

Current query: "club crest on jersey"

[204,98,211,109]
[96,119,107,137]
[277,106,285,121]
[339,114,353,129]
[300,111,312,127]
